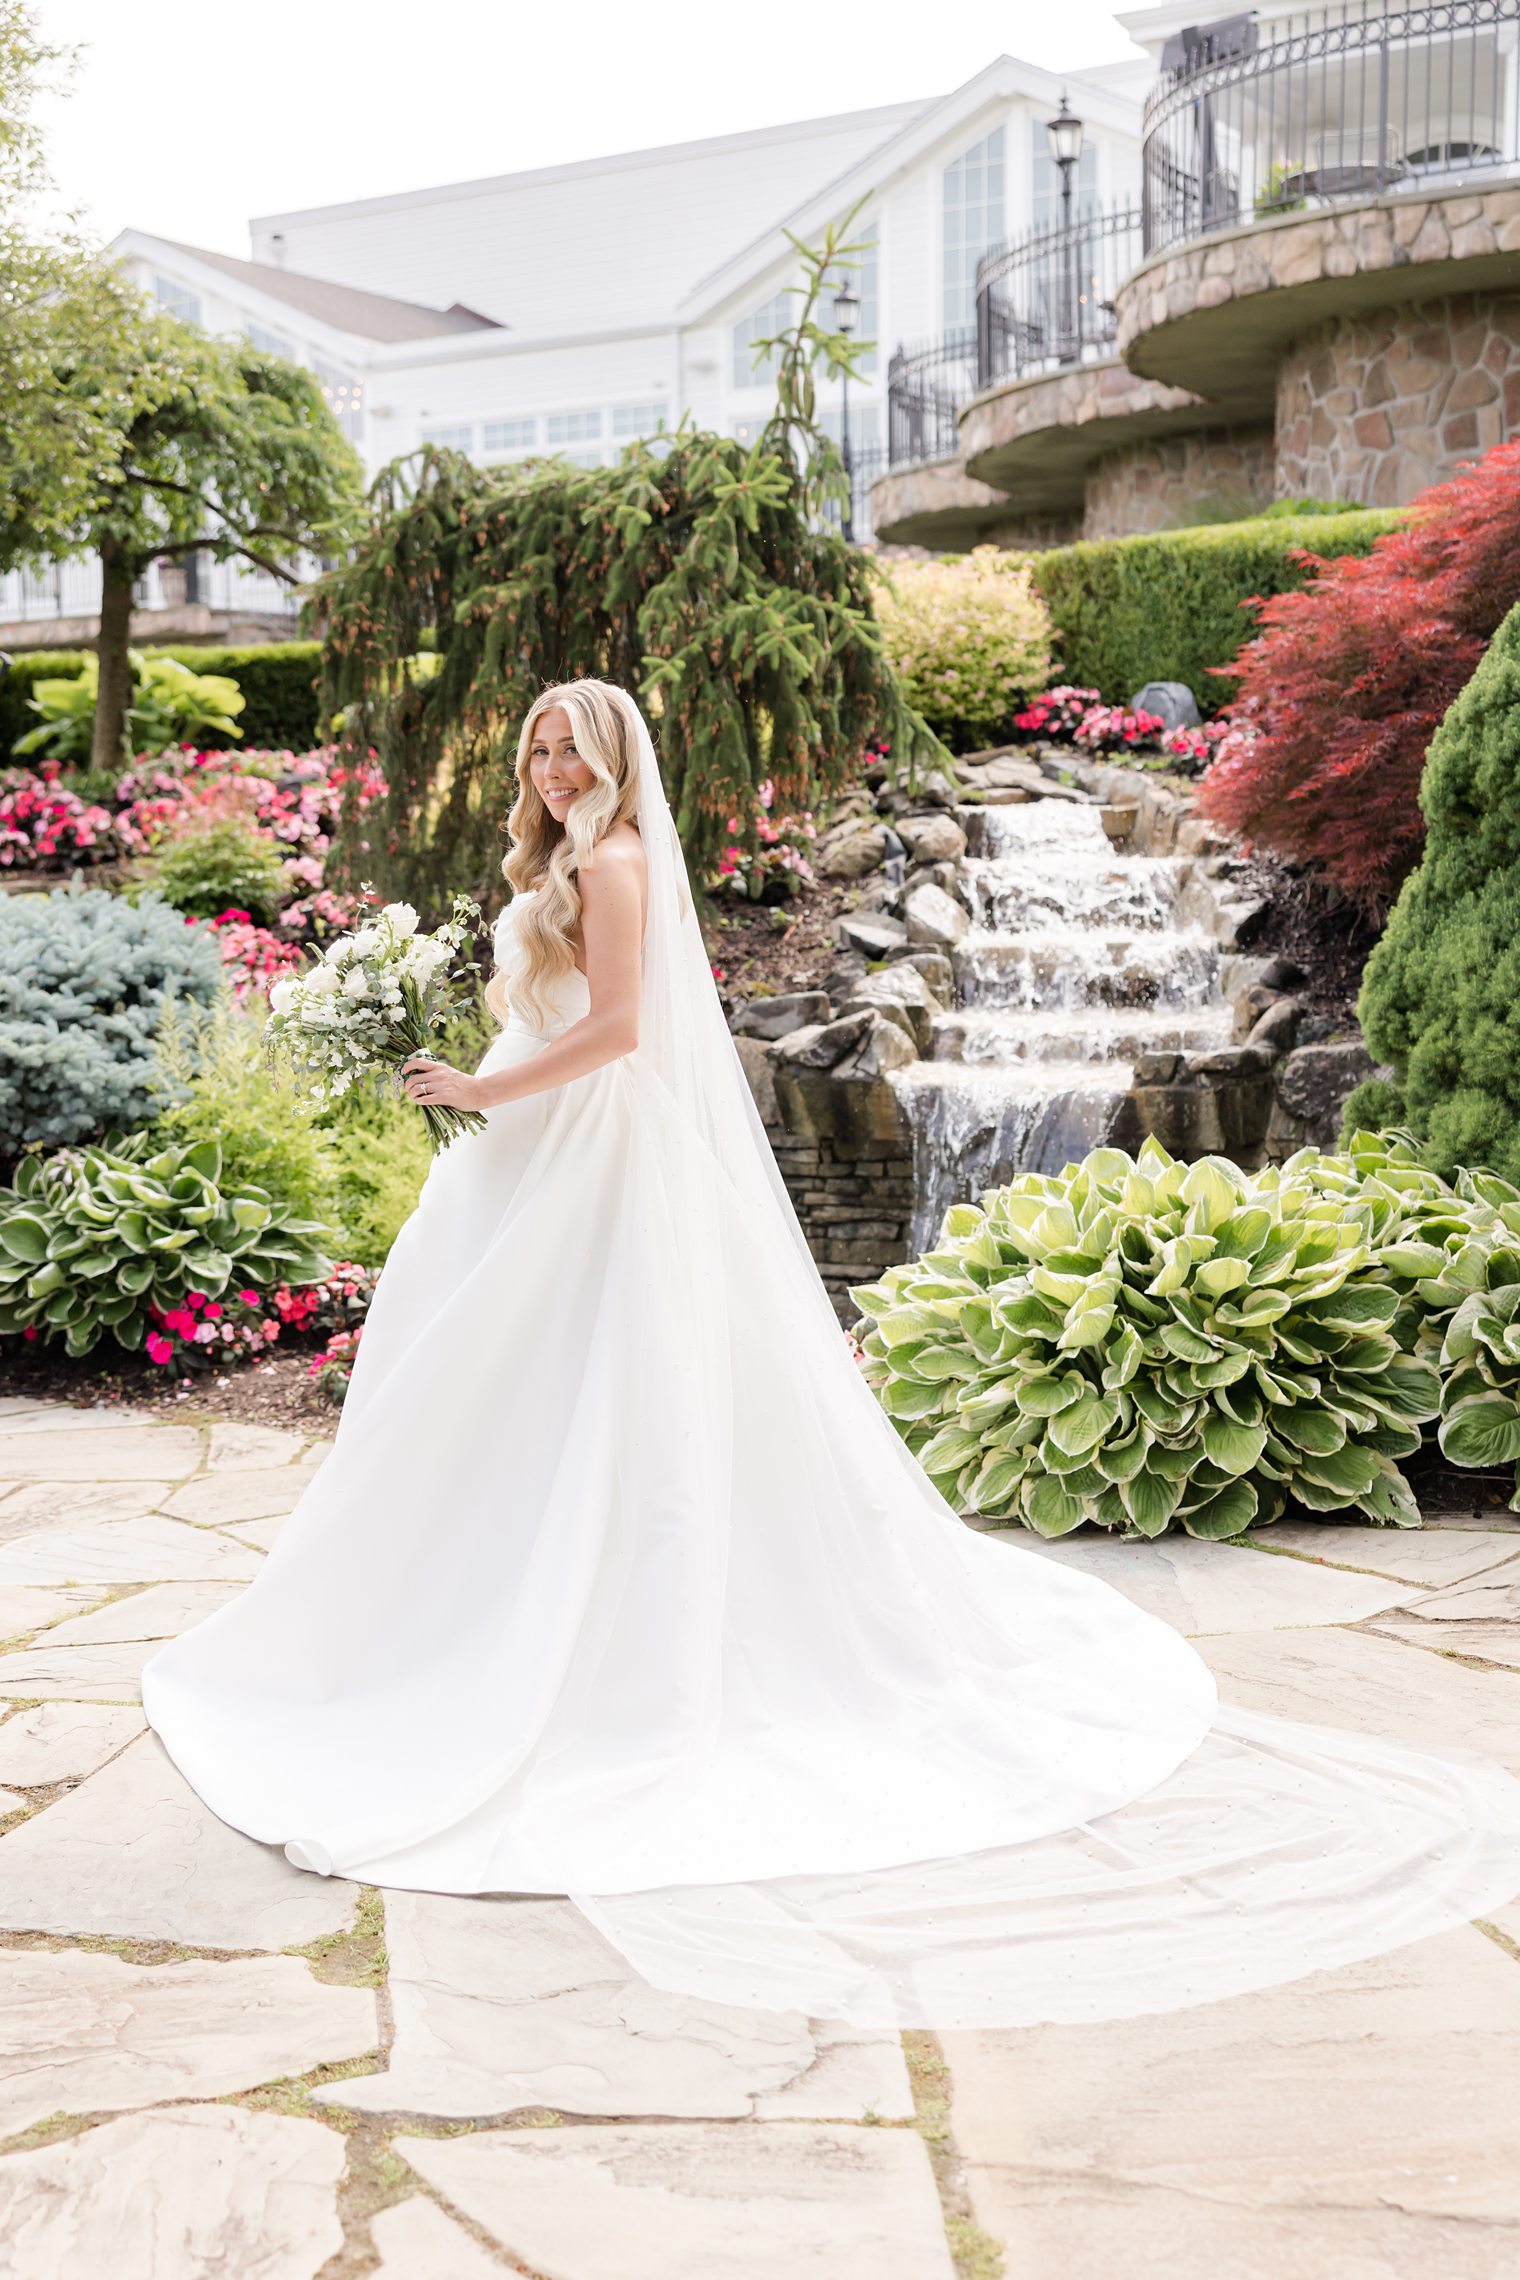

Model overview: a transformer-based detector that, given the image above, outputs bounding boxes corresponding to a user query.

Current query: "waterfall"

[892,800,1230,1254]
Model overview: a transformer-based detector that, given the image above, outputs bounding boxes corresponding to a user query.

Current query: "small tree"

[1,316,364,771]
[1351,597,1520,1181]
[1197,441,1520,917]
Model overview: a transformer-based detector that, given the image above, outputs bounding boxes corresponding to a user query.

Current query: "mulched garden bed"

[705,878,856,1004]
[0,1349,340,1431]
[1232,850,1380,1023]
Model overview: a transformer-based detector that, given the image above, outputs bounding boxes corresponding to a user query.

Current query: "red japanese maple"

[1198,441,1520,916]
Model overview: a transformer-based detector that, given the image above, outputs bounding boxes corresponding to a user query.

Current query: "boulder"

[833,1008,918,1079]
[833,913,907,958]
[904,860,960,898]
[1130,679,1202,731]
[732,1035,779,1125]
[895,949,954,1002]
[821,953,869,1004]
[1132,1050,1182,1084]
[1099,805,1138,843]
[816,823,889,880]
[1183,1044,1276,1081]
[1272,1040,1376,1141]
[838,965,942,1053]
[839,994,919,1050]
[729,990,832,1042]
[903,882,970,950]
[776,1016,869,1072]
[895,812,967,866]
[1245,996,1305,1054]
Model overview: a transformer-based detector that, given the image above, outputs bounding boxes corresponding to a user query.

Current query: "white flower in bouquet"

[264,892,486,1152]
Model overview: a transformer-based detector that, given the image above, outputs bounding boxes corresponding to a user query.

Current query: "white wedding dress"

[145,705,1520,2029]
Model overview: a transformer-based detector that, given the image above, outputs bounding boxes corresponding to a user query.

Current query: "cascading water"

[892,799,1232,1252]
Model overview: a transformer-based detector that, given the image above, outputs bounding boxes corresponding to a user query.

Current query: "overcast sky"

[33,0,1147,255]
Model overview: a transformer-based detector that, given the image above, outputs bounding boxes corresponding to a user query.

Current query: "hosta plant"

[850,1137,1442,1539]
[0,1137,332,1358]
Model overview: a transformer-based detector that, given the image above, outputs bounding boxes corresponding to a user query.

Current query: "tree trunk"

[91,539,136,775]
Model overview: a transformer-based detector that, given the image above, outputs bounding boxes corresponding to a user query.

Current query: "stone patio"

[0,1396,1516,2279]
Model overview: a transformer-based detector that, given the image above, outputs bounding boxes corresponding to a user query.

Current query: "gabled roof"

[676,53,1150,323]
[122,235,501,343]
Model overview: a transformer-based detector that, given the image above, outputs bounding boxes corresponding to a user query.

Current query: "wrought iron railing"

[886,332,980,467]
[974,204,1144,388]
[1142,0,1520,256]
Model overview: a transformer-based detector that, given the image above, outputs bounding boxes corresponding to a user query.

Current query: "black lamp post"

[1046,93,1084,362]
[832,280,861,542]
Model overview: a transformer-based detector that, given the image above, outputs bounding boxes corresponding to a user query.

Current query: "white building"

[1,51,1147,646]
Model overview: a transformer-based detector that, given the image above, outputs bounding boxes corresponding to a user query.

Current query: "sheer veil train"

[145,688,1520,2030]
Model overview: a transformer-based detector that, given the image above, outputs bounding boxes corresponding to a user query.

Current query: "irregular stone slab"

[0,1786,23,1812]
[163,1465,323,1527]
[372,2198,502,2279]
[1418,1505,1520,1533]
[0,2104,345,2280]
[1246,1523,1520,1588]
[0,1425,203,1481]
[0,1637,157,1701]
[224,1514,286,1554]
[207,1420,309,1472]
[401,2123,955,2280]
[1367,1614,1520,1671]
[1202,1625,1520,1774]
[944,1925,1520,2277]
[41,1581,243,1647]
[0,1482,174,1544]
[328,1892,912,2122]
[981,1527,1416,1633]
[1401,1574,1520,1623]
[0,1585,104,1638]
[0,1701,145,1785]
[0,1950,373,2136]
[0,1406,150,1435]
[0,1515,259,1587]
[0,1733,358,1946]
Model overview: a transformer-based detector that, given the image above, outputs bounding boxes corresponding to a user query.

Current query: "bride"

[144,678,1520,2029]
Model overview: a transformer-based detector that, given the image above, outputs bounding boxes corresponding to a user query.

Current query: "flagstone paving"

[0,1401,1514,2279]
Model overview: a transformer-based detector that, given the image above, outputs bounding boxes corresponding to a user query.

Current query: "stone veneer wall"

[1081,425,1276,538]
[1275,291,1520,504]
[764,1128,916,1320]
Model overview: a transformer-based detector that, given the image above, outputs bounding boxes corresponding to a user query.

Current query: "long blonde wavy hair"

[486,679,645,1032]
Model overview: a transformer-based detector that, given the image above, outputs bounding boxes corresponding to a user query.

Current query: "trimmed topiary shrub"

[873,547,1052,750]
[1352,594,1520,1181]
[0,888,222,1153]
[1029,506,1399,717]
[0,643,323,762]
[1199,441,1520,916]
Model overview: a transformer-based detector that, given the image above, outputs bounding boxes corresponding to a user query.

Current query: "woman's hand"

[401,1057,484,1114]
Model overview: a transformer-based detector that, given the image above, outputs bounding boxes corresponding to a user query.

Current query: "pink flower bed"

[0,766,116,868]
[1012,686,1228,774]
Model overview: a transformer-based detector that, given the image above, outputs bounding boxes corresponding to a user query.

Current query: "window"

[316,361,364,441]
[546,408,601,445]
[246,323,294,359]
[611,401,668,438]
[421,421,473,452]
[732,288,792,389]
[730,414,769,448]
[942,127,1005,330]
[483,416,537,452]
[1032,137,1099,226]
[154,275,201,325]
[560,448,606,468]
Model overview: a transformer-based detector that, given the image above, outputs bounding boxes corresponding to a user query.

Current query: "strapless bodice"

[493,893,591,1039]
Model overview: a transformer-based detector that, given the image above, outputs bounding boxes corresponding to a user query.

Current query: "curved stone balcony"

[866,459,1018,550]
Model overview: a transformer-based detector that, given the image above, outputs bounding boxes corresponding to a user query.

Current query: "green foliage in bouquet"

[0,1136,332,1357]
[152,816,289,926]
[851,1137,1447,1540]
[0,887,223,1153]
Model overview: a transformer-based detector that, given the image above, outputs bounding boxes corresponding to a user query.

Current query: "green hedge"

[1030,507,1404,715]
[0,642,324,760]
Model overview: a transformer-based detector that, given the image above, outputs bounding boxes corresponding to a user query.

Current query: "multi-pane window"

[421,422,474,451]
[730,413,768,448]
[154,275,201,324]
[483,416,537,452]
[546,408,601,445]
[246,323,294,358]
[611,401,668,438]
[942,127,1005,329]
[1032,138,1099,225]
[732,288,792,388]
[315,361,364,440]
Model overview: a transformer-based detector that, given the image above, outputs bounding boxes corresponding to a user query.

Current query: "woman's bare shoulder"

[581,821,647,879]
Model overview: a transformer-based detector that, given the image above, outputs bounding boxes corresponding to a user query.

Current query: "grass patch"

[904,2030,1005,2280]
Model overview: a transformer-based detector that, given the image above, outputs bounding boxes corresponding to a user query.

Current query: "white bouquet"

[265,896,487,1152]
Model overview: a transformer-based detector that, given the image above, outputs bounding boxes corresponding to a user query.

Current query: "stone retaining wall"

[1082,425,1276,538]
[1274,291,1520,504]
[764,1128,916,1319]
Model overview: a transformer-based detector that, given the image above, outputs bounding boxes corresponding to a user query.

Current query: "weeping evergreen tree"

[313,212,941,910]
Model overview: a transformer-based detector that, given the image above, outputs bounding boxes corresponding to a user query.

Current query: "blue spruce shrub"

[0,889,223,1152]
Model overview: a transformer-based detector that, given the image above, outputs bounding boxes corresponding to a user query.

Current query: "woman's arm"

[402,834,647,1115]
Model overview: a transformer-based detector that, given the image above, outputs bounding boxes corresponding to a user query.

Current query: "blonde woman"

[144,679,1520,2032]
